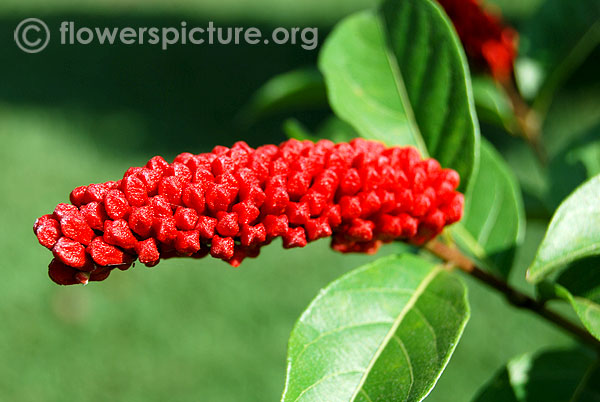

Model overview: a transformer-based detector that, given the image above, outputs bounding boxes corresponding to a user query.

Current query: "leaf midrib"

[375,12,428,156]
[570,360,599,402]
[349,265,443,401]
[530,243,600,283]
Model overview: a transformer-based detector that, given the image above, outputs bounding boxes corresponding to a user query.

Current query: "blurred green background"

[1,0,595,401]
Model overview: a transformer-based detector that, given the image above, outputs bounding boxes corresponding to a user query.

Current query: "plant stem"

[502,79,547,164]
[425,239,600,350]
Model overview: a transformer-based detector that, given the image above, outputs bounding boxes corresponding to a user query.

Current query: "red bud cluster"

[438,0,518,81]
[34,139,463,285]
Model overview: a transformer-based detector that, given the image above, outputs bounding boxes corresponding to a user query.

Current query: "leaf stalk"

[425,239,600,350]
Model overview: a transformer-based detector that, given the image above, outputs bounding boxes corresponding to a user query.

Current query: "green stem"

[425,239,600,350]
[502,79,546,163]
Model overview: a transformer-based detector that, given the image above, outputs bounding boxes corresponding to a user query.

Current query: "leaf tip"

[525,268,536,284]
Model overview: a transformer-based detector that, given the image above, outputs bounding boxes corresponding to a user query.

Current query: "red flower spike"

[240,224,267,247]
[149,195,173,218]
[424,210,447,234]
[174,152,194,165]
[324,205,342,229]
[339,168,361,196]
[87,237,130,266]
[80,201,108,231]
[53,203,78,220]
[33,214,54,232]
[167,163,193,184]
[412,194,432,217]
[34,139,464,285]
[193,168,214,187]
[399,213,419,238]
[104,190,130,220]
[216,211,240,237]
[205,182,238,212]
[232,202,260,226]
[70,186,87,207]
[302,191,328,216]
[135,238,160,265]
[346,219,376,242]
[196,216,218,239]
[122,175,148,207]
[84,183,110,204]
[33,216,61,249]
[286,201,311,225]
[210,235,234,260]
[437,0,517,81]
[129,206,154,237]
[90,267,112,282]
[175,231,201,255]
[212,155,236,176]
[263,186,289,215]
[359,191,382,218]
[52,237,88,268]
[182,183,206,214]
[159,176,184,205]
[154,216,178,244]
[263,215,288,237]
[75,271,90,286]
[146,155,169,173]
[305,217,333,241]
[443,193,465,224]
[174,207,199,231]
[287,171,312,200]
[340,196,362,220]
[376,214,403,239]
[227,249,247,268]
[239,184,266,207]
[48,259,81,286]
[283,227,308,249]
[135,168,162,195]
[57,210,95,246]
[104,219,138,249]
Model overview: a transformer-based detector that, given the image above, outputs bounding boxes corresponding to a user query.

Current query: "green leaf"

[315,116,360,143]
[238,68,327,126]
[571,139,600,178]
[484,0,544,19]
[284,116,359,143]
[473,349,600,401]
[318,0,479,191]
[452,139,525,278]
[546,127,600,212]
[560,295,600,342]
[283,118,318,142]
[527,174,600,283]
[516,0,600,106]
[543,84,600,160]
[471,75,516,133]
[537,84,600,212]
[281,254,470,402]
[495,85,600,216]
[554,257,600,340]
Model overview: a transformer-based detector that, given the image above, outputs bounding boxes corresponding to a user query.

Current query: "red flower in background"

[34,139,463,286]
[437,0,518,81]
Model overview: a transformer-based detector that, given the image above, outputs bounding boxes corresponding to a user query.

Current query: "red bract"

[437,0,517,81]
[33,139,464,285]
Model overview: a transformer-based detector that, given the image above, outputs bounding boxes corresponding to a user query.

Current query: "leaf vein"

[349,266,443,401]
[293,321,395,363]
[413,307,439,359]
[394,334,414,396]
[293,370,363,402]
